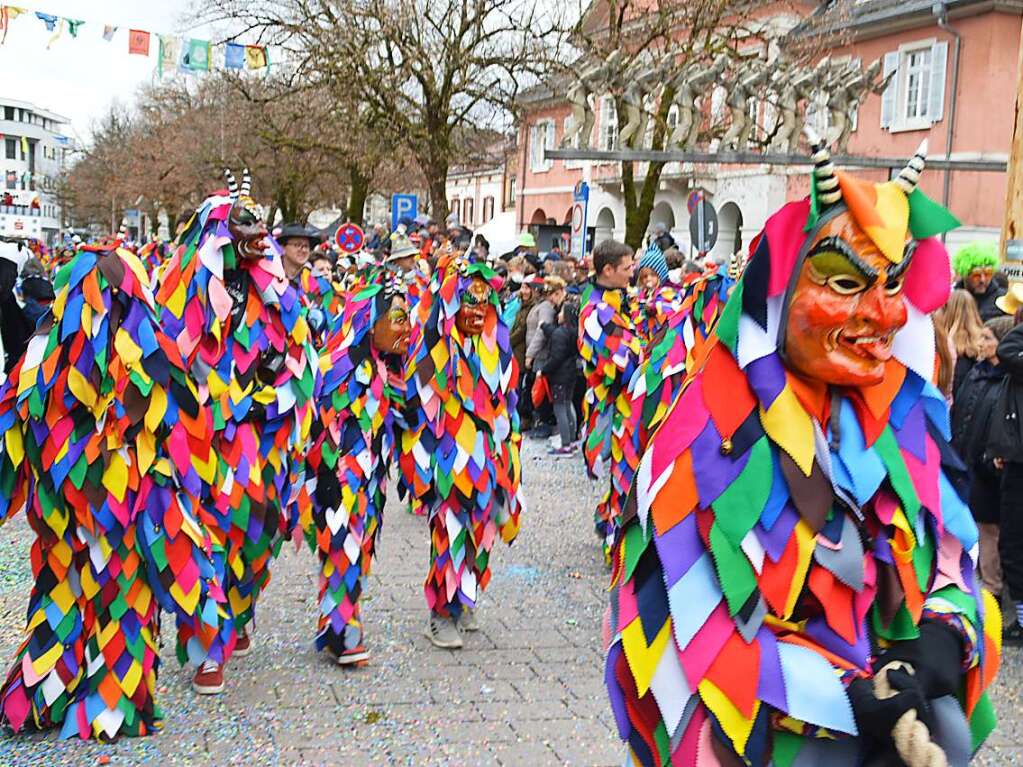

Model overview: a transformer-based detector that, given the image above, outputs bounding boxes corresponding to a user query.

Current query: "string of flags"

[0,6,270,74]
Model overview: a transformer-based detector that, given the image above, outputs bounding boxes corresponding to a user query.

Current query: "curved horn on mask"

[893,139,928,196]
[727,251,745,281]
[240,167,252,197]
[224,168,239,199]
[804,126,842,207]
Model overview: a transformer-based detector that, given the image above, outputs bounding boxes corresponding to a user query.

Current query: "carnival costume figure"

[0,244,226,739]
[155,170,318,691]
[579,243,643,560]
[304,270,410,665]
[606,138,1001,767]
[402,254,524,649]
[299,266,346,347]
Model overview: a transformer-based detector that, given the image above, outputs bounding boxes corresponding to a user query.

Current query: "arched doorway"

[530,208,548,225]
[594,207,616,246]
[715,201,744,261]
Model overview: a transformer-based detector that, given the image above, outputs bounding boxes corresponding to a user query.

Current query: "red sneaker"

[192,660,225,695]
[233,630,252,658]
[336,645,370,667]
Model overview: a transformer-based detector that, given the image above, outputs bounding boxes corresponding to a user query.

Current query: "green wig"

[952,241,999,277]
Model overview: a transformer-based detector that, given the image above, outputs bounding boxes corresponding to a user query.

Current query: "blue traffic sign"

[391,194,418,232]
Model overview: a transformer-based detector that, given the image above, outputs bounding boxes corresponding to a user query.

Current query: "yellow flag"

[244,45,267,69]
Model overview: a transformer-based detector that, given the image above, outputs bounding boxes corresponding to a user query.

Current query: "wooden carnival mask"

[456,277,493,336]
[225,168,269,260]
[371,295,411,356]
[783,212,912,387]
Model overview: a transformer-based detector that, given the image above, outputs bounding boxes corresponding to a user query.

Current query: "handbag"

[531,373,551,408]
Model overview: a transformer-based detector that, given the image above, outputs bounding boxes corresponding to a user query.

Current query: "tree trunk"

[347,164,369,226]
[620,88,675,252]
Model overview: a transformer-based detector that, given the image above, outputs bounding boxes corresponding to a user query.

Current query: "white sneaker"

[425,613,463,649]
[458,608,479,632]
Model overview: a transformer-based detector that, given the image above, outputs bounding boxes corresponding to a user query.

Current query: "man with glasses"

[277,222,322,284]
[953,241,1005,321]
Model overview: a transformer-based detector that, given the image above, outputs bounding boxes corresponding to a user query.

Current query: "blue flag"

[225,42,245,69]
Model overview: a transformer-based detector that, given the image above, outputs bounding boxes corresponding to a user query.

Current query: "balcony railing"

[0,205,42,217]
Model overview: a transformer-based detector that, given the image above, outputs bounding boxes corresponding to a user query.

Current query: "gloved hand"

[848,669,931,744]
[875,619,965,699]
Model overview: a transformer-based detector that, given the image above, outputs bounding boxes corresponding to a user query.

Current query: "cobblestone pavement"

[0,439,1020,766]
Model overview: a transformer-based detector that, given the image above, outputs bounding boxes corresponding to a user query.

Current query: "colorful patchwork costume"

[606,143,1001,766]
[0,244,225,739]
[579,280,643,556]
[155,172,318,660]
[304,270,408,661]
[402,255,524,622]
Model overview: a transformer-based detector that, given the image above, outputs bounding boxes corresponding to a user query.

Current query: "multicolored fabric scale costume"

[606,142,1001,766]
[402,255,524,630]
[0,244,225,739]
[579,281,643,555]
[299,268,346,347]
[155,170,318,659]
[303,270,409,663]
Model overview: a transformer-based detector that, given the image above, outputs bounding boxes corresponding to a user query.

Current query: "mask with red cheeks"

[371,297,411,356]
[782,211,913,387]
[456,277,492,336]
[228,197,269,260]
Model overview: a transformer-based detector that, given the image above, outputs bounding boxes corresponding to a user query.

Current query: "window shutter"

[928,41,948,123]
[880,51,899,129]
[544,119,555,170]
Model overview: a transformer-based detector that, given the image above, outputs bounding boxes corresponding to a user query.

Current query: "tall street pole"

[1000,17,1023,267]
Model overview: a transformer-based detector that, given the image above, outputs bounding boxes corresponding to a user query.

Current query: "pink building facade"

[515,0,1021,259]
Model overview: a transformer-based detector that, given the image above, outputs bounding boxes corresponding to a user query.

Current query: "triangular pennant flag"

[33,11,56,31]
[66,18,83,37]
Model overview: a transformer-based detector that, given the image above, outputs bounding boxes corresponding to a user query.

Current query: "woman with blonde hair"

[935,287,987,397]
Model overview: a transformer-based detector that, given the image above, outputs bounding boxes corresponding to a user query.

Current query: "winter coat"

[952,354,977,401]
[955,279,1007,322]
[542,322,580,389]
[509,296,535,370]
[990,324,1023,462]
[952,360,1006,524]
[525,299,557,369]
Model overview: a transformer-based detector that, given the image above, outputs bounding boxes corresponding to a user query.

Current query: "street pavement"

[0,438,1020,765]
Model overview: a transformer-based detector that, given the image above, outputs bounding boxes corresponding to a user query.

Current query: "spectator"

[525,275,567,439]
[992,316,1023,643]
[953,241,1005,321]
[549,241,564,261]
[542,299,580,455]
[650,222,676,252]
[473,234,490,261]
[366,224,386,253]
[636,244,670,294]
[952,318,1013,598]
[935,288,987,397]
[509,278,540,430]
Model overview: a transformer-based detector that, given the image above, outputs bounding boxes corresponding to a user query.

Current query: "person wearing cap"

[278,222,323,283]
[953,241,1005,321]
[634,243,680,344]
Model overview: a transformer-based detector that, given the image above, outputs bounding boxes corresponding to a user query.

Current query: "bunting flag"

[224,41,244,70]
[0,6,25,45]
[65,18,82,37]
[102,24,116,41]
[158,34,179,78]
[245,44,268,70]
[179,38,211,72]
[18,136,27,155]
[128,29,150,55]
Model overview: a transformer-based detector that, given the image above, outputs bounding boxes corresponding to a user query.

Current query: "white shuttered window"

[880,39,949,132]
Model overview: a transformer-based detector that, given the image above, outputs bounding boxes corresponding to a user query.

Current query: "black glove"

[848,669,931,745]
[875,619,964,699]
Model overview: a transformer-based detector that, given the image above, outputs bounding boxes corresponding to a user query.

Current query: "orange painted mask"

[371,296,411,356]
[456,277,492,336]
[781,210,913,387]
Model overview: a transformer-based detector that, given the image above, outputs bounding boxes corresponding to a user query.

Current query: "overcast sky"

[0,1,206,142]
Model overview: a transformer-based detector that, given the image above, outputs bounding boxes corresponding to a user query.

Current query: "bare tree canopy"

[200,0,569,221]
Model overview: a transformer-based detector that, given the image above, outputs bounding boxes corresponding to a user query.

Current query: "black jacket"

[989,324,1023,461]
[955,279,1007,322]
[542,323,579,388]
[952,361,1006,466]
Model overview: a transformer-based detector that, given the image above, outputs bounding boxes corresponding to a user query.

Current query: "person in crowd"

[525,275,567,439]
[473,233,490,261]
[608,138,1000,766]
[649,221,676,252]
[542,298,581,455]
[935,288,987,397]
[278,222,323,284]
[953,318,1014,602]
[578,239,640,561]
[402,254,523,648]
[953,241,1005,321]
[509,277,540,431]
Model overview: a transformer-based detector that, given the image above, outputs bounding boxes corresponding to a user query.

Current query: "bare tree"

[200,0,566,222]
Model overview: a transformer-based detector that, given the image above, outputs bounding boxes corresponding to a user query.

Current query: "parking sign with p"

[391,194,418,232]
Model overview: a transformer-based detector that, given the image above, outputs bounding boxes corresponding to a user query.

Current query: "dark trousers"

[999,462,1023,601]
[551,383,577,448]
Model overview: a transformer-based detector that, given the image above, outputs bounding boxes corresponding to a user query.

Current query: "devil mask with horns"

[606,134,1001,767]
[224,168,269,260]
